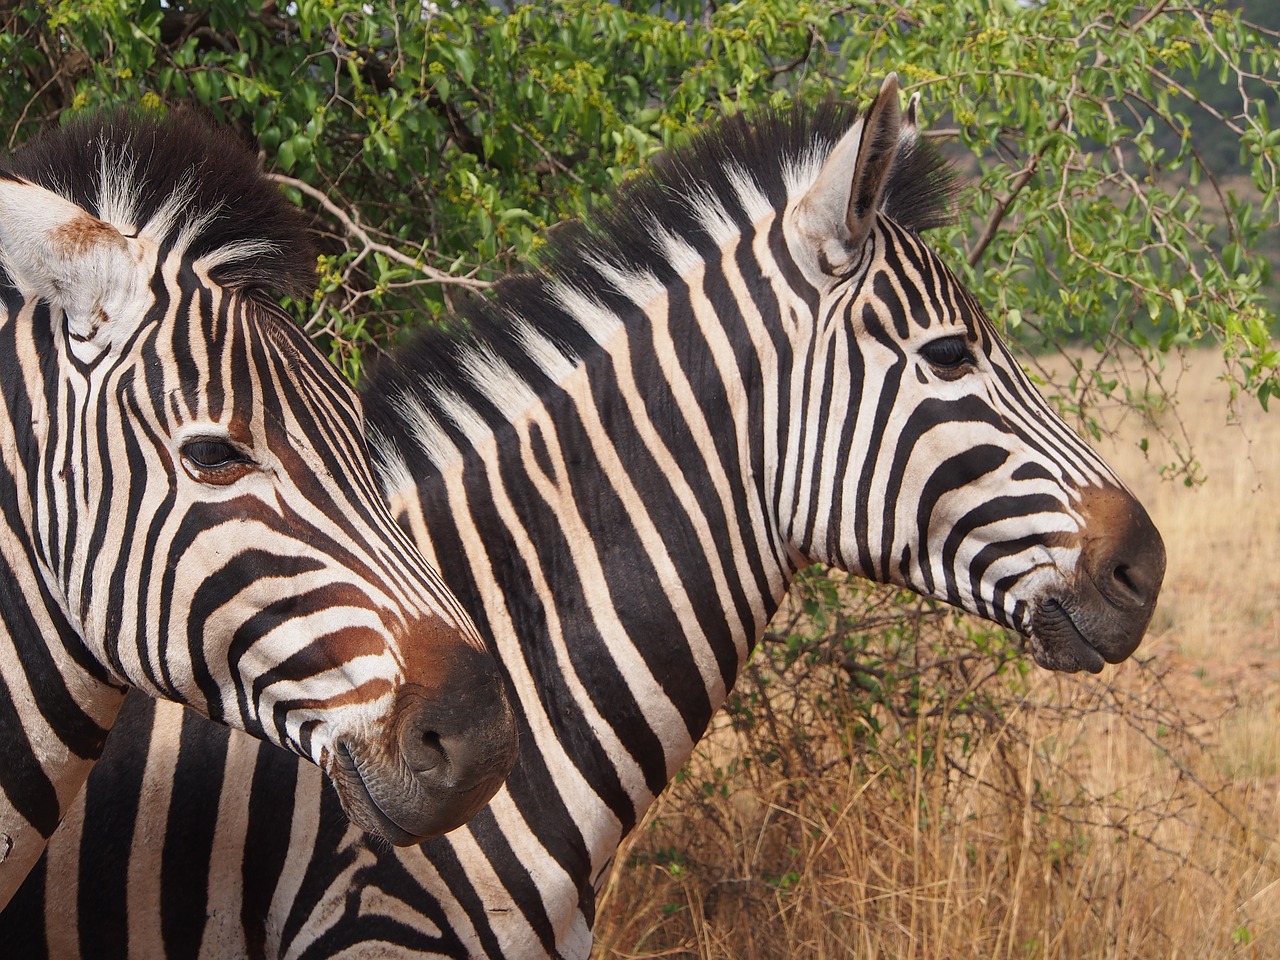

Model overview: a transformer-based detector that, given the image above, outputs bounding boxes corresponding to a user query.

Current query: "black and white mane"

[0,110,312,297]
[364,100,958,471]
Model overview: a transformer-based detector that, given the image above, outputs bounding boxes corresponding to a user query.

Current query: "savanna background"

[2,1,1277,956]
[594,349,1280,957]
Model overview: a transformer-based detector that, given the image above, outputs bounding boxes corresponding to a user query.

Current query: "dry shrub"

[594,574,1280,960]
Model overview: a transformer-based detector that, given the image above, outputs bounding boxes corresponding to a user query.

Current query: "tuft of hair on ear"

[0,107,316,300]
[880,128,960,234]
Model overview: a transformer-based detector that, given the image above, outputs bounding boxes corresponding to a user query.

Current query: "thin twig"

[268,172,493,290]
[967,0,1175,268]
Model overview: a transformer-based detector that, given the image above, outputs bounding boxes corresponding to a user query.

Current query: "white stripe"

[394,388,461,471]
[511,315,578,383]
[548,281,622,346]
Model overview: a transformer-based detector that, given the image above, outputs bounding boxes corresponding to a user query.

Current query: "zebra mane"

[0,109,313,298]
[364,98,959,476]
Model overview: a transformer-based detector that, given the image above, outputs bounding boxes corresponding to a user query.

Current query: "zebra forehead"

[0,109,314,299]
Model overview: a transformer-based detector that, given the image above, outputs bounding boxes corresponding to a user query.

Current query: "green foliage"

[2,0,1275,409]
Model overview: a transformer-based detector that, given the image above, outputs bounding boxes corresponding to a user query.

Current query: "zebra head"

[775,76,1165,672]
[0,113,516,844]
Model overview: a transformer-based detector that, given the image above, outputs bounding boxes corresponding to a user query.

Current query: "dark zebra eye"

[920,335,975,372]
[181,438,254,484]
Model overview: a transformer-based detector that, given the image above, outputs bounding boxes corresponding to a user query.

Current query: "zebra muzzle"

[1028,484,1166,674]
[328,647,518,844]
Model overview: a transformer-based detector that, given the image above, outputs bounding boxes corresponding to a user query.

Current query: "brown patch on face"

[1075,484,1167,608]
[48,214,126,257]
[286,676,398,714]
[391,613,489,690]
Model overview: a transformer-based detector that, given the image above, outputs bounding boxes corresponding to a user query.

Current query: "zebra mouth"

[1027,599,1106,674]
[331,742,423,846]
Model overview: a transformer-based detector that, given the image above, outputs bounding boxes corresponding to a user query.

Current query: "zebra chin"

[327,724,517,843]
[327,744,496,845]
[1027,599,1120,674]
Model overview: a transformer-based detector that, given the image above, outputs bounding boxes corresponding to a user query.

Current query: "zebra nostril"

[1076,485,1166,612]
[399,717,447,775]
[1099,554,1159,610]
[1112,562,1139,597]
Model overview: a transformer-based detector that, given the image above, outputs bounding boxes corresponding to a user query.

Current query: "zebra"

[6,77,1165,957]
[0,110,517,910]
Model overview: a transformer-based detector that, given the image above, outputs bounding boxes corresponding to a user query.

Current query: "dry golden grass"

[594,347,1280,959]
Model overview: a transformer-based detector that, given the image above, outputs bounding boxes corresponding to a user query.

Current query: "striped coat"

[6,78,1164,957]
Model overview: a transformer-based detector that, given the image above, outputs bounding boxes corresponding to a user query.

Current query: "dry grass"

[594,348,1280,959]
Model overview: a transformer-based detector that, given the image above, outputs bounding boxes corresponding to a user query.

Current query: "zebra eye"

[181,438,255,484]
[920,335,975,373]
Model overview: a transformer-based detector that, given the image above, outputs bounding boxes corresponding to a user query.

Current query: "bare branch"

[967,0,1176,268]
[269,172,493,291]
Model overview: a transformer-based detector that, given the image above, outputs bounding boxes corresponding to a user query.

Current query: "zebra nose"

[1078,485,1166,613]
[395,672,516,787]
[385,646,518,836]
[327,655,516,846]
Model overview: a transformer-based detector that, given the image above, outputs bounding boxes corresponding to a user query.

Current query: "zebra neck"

[379,268,804,915]
[0,296,129,910]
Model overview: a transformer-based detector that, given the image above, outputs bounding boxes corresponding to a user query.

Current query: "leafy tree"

[1,0,1276,434]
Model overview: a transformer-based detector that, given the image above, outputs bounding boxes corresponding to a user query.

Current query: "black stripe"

[0,658,60,839]
[913,440,1012,596]
[0,839,49,957]
[278,780,363,955]
[851,293,906,577]
[241,729,302,960]
[159,706,232,958]
[823,313,864,567]
[730,229,793,596]
[940,492,1064,614]
[76,694,158,960]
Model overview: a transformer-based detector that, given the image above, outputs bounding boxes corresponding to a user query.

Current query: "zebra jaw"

[330,743,429,846]
[1028,600,1109,674]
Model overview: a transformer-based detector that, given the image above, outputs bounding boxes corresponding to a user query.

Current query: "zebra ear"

[0,176,140,345]
[904,91,922,134]
[794,74,903,274]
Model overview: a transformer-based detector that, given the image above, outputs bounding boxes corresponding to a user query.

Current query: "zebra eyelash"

[918,334,976,375]
[178,435,257,484]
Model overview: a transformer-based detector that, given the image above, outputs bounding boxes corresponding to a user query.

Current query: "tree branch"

[967,100,1071,268]
[967,0,1175,268]
[269,173,492,290]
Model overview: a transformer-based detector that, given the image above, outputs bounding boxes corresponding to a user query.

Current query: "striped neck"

[371,234,798,782]
[358,97,962,950]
